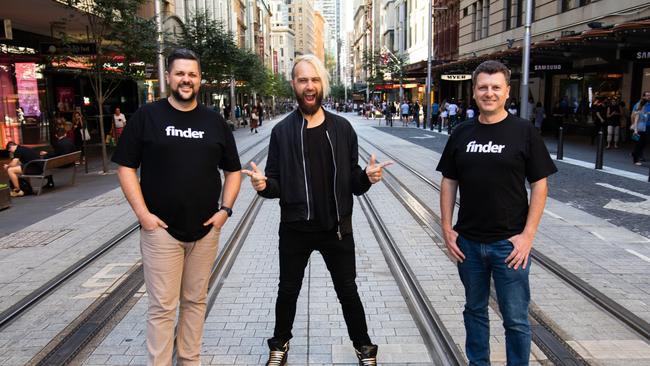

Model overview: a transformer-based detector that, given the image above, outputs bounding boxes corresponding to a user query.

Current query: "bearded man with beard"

[112,48,242,365]
[242,55,390,366]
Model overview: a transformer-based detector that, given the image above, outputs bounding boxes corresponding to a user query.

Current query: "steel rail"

[358,194,465,365]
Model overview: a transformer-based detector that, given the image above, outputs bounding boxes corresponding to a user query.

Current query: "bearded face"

[292,61,324,116]
[295,87,323,116]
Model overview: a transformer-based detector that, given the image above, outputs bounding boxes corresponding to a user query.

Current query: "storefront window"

[554,72,622,126]
[0,63,19,147]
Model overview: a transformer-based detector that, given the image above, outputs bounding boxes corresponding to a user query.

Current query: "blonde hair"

[291,54,330,98]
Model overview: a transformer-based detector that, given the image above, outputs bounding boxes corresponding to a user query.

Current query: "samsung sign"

[533,64,563,71]
[441,74,472,81]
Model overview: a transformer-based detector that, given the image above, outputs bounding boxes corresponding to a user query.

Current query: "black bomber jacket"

[258,108,372,237]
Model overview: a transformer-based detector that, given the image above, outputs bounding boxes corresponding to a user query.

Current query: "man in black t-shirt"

[437,61,557,366]
[242,55,390,366]
[4,141,40,197]
[112,48,241,366]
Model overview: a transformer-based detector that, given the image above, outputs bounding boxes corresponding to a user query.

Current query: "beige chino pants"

[140,226,220,366]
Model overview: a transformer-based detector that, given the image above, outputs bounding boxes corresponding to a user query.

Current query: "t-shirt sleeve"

[436,132,458,179]
[218,118,241,172]
[111,109,143,168]
[525,126,558,183]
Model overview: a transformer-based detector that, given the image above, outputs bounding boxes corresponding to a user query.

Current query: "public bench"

[21,151,82,196]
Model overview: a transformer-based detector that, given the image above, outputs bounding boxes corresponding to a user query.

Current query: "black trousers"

[273,225,372,348]
[632,131,647,163]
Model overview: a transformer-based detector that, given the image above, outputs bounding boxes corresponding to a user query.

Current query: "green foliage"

[176,12,238,86]
[59,0,157,80]
[330,83,350,101]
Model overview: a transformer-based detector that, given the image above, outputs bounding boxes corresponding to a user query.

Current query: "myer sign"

[441,74,472,81]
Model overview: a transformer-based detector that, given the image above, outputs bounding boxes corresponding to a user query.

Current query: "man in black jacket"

[243,54,390,366]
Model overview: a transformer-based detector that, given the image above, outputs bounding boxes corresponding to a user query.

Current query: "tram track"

[358,194,465,365]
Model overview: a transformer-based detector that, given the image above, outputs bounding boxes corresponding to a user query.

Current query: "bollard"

[556,127,564,160]
[448,120,452,135]
[438,118,442,133]
[595,129,604,169]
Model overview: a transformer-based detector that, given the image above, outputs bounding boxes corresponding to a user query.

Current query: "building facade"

[270,0,296,80]
[289,0,315,55]
[314,11,326,63]
[450,0,650,129]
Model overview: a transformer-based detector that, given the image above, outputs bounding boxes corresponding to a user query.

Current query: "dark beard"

[295,90,323,115]
[170,84,196,103]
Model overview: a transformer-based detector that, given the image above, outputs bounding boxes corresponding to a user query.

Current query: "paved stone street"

[1,111,650,365]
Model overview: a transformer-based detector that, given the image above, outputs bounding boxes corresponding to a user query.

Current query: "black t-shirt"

[13,145,40,165]
[111,99,241,242]
[285,122,337,232]
[436,114,557,243]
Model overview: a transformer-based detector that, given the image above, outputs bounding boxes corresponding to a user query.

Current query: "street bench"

[21,151,82,196]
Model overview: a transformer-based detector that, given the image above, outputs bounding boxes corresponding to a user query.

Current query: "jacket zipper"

[326,130,342,240]
[301,118,311,220]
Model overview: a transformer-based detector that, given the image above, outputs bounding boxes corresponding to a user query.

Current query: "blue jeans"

[457,236,531,366]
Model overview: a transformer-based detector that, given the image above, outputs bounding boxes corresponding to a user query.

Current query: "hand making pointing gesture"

[241,162,268,191]
[366,154,393,184]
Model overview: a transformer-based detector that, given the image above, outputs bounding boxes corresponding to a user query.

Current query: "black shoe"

[265,338,289,366]
[355,344,378,366]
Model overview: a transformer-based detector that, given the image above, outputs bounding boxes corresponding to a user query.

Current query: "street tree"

[55,0,157,173]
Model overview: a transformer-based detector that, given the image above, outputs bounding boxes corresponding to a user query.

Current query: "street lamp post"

[425,0,433,130]
[519,0,533,120]
[425,3,447,131]
[154,0,166,97]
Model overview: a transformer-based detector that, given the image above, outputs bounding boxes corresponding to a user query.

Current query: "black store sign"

[40,42,97,56]
[621,49,650,61]
[532,63,569,72]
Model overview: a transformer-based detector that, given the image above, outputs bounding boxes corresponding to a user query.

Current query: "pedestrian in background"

[242,54,389,366]
[113,48,242,365]
[591,97,607,145]
[631,91,649,165]
[533,102,545,132]
[437,60,557,366]
[250,106,259,133]
[606,98,622,149]
[112,107,127,142]
[431,101,440,130]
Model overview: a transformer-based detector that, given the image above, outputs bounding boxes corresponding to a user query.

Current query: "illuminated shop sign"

[15,63,41,117]
[441,74,472,81]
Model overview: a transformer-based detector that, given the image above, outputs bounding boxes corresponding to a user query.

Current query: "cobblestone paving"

[0,233,141,366]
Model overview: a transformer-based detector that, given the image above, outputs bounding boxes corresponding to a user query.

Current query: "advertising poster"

[56,87,75,112]
[15,63,41,117]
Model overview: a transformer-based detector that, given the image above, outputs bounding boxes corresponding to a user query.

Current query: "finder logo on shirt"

[165,126,205,139]
[466,140,505,153]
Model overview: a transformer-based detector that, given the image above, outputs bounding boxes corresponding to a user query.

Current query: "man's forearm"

[522,178,548,238]
[116,166,149,219]
[440,177,458,230]
[221,170,241,208]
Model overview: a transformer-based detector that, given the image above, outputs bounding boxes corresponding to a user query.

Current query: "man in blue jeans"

[436,60,557,365]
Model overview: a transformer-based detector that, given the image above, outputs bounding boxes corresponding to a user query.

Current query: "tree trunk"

[97,69,109,173]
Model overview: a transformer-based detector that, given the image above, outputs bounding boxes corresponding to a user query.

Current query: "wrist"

[219,206,233,217]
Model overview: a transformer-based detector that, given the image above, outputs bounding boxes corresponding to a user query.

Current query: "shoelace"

[267,350,286,366]
[359,357,377,366]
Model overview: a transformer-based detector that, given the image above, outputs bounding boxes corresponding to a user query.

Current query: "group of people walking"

[112,48,556,366]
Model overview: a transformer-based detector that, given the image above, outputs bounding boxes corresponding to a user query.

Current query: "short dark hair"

[56,127,67,137]
[166,48,200,72]
[472,60,511,86]
[5,141,16,150]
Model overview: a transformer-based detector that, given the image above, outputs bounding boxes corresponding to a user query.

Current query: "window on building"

[516,0,524,27]
[471,3,477,41]
[504,0,512,30]
[463,7,468,17]
[281,48,284,56]
[482,0,489,38]
[562,0,593,11]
